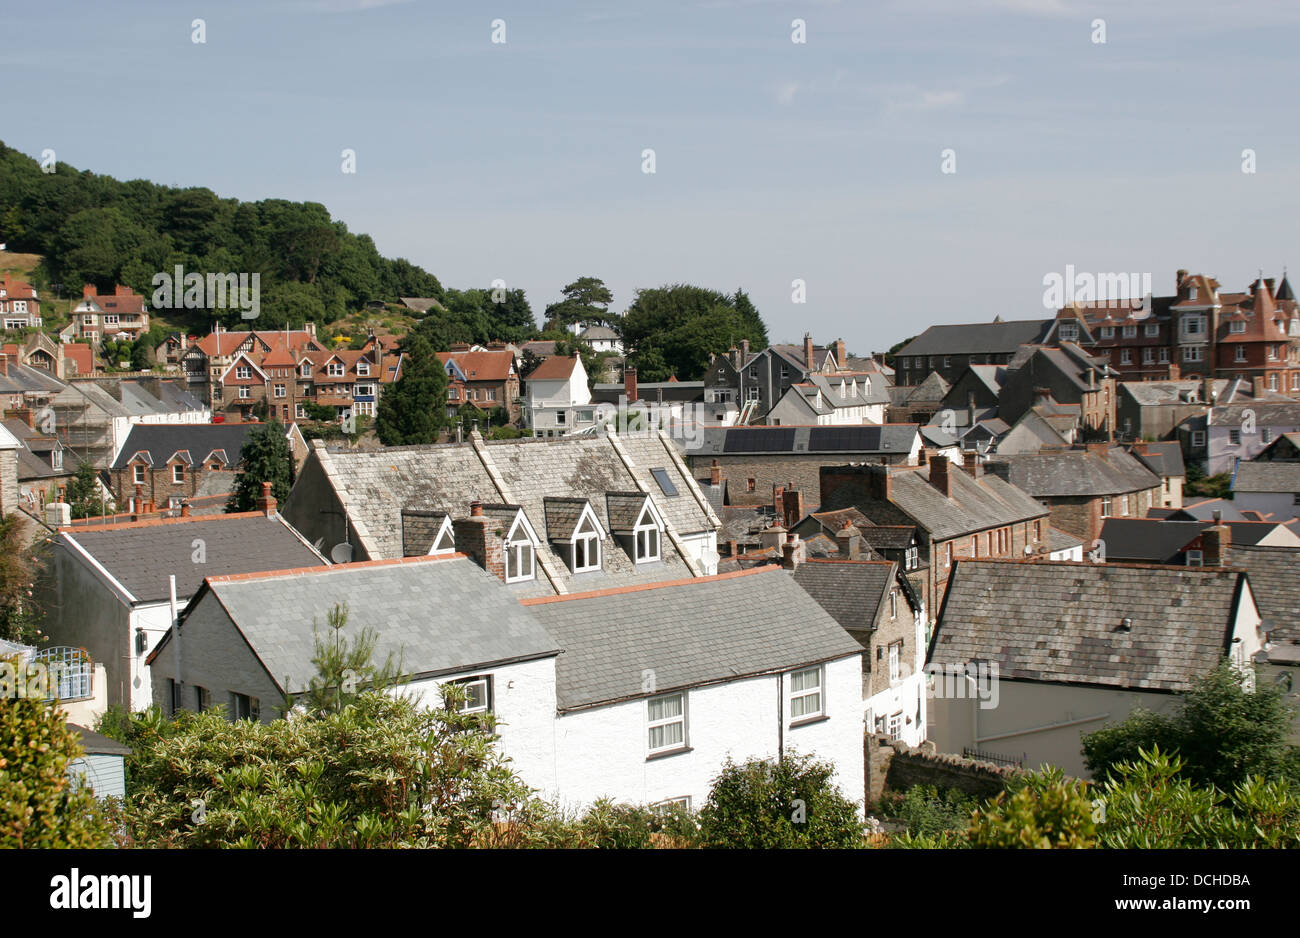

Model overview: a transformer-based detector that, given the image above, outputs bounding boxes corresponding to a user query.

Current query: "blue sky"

[6,0,1300,354]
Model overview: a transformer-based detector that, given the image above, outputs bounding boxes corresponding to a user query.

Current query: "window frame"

[449,675,492,714]
[789,666,824,722]
[133,464,145,485]
[172,463,185,484]
[647,691,688,755]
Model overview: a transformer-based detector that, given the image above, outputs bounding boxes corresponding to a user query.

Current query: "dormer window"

[573,521,600,572]
[328,361,345,377]
[1230,320,1246,334]
[1189,287,1198,300]
[172,464,185,483]
[545,498,606,574]
[133,465,145,485]
[300,362,311,377]
[1060,323,1078,341]
[430,521,455,555]
[357,361,370,376]
[506,539,535,582]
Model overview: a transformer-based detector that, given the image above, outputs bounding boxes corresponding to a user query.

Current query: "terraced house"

[282,430,722,592]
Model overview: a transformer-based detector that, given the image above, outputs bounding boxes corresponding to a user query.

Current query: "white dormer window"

[328,361,345,377]
[357,361,370,376]
[635,525,660,563]
[1189,286,1198,300]
[1060,323,1078,341]
[1122,325,1136,338]
[1100,326,1114,339]
[133,465,145,485]
[569,511,602,573]
[173,464,185,483]
[300,362,311,377]
[1145,323,1159,337]
[1230,320,1246,334]
[51,449,62,471]
[430,519,455,556]
[839,381,847,399]
[503,514,537,582]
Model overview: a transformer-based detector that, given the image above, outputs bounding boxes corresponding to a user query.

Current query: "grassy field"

[0,251,43,278]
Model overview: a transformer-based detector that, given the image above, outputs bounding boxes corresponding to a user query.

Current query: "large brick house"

[72,284,150,342]
[437,347,521,423]
[108,422,264,512]
[0,275,42,330]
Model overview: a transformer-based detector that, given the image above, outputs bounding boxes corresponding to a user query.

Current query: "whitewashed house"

[767,373,890,426]
[39,503,327,711]
[524,354,594,436]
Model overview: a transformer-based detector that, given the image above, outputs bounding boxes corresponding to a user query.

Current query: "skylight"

[650,467,679,497]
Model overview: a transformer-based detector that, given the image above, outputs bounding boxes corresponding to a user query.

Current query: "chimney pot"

[624,366,638,403]
[257,480,276,517]
[710,459,722,487]
[471,499,484,517]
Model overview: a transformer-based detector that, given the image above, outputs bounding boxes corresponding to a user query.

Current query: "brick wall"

[111,466,234,509]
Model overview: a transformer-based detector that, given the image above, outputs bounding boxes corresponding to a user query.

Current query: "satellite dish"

[330,542,354,564]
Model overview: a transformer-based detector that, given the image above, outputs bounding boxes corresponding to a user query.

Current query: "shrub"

[968,767,1096,848]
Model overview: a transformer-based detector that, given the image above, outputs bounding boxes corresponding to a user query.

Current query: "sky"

[5,0,1300,355]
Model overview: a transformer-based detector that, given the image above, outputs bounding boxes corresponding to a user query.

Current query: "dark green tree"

[0,514,47,645]
[544,276,614,330]
[621,284,767,381]
[294,602,403,717]
[227,420,293,512]
[374,332,450,445]
[66,461,103,520]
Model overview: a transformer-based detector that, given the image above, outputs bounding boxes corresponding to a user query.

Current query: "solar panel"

[723,428,796,453]
[650,467,679,497]
[808,426,883,452]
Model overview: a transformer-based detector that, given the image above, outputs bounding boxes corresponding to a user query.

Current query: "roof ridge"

[205,553,466,586]
[61,509,268,533]
[519,565,779,605]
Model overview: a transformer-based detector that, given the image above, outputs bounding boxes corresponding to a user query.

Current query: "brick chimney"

[453,500,507,580]
[832,339,847,369]
[930,455,952,498]
[780,533,805,569]
[257,481,277,517]
[0,354,8,378]
[740,339,750,364]
[82,284,96,299]
[624,366,638,403]
[1085,442,1109,456]
[180,500,192,517]
[835,521,861,559]
[803,333,815,372]
[1167,362,1180,380]
[1202,517,1231,566]
[709,459,722,487]
[782,487,804,528]
[963,450,982,479]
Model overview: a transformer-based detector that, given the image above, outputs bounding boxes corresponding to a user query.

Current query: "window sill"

[789,714,829,729]
[646,745,693,762]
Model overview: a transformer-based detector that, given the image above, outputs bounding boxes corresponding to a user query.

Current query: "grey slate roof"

[1163,499,1246,522]
[1228,545,1300,638]
[792,560,896,634]
[180,556,561,694]
[111,423,257,470]
[62,513,327,603]
[885,464,1048,540]
[1048,526,1083,551]
[544,497,591,540]
[1098,519,1204,563]
[687,424,919,457]
[1131,442,1185,479]
[525,566,863,711]
[1235,461,1300,494]
[930,560,1249,692]
[605,492,648,532]
[987,447,1160,497]
[857,523,917,551]
[898,320,1052,358]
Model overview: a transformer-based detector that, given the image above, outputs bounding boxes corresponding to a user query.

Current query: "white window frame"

[450,676,492,714]
[1122,325,1137,338]
[1186,549,1203,567]
[356,361,369,376]
[1192,430,1206,448]
[789,666,823,721]
[1101,496,1112,518]
[889,642,902,683]
[328,361,345,377]
[1100,326,1114,339]
[1230,320,1246,334]
[888,711,903,740]
[172,464,185,484]
[635,526,660,564]
[239,386,251,399]
[133,464,145,485]
[274,383,286,398]
[1145,323,1159,337]
[236,365,251,379]
[1229,429,1242,446]
[647,692,687,755]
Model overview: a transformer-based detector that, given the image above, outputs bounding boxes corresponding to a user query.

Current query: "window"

[133,465,145,485]
[780,365,789,379]
[576,409,594,424]
[1184,346,1203,362]
[1120,349,1132,364]
[1101,496,1112,518]
[194,686,210,712]
[888,642,902,683]
[1261,428,1273,444]
[1192,430,1206,448]
[1123,325,1137,338]
[168,679,182,716]
[274,383,286,397]
[1100,326,1114,339]
[747,477,756,492]
[1145,323,1159,337]
[296,403,307,419]
[450,676,492,714]
[1060,324,1078,341]
[790,667,823,720]
[1185,315,1203,334]
[1293,374,1300,391]
[887,711,903,741]
[890,590,898,620]
[505,540,534,582]
[1269,345,1279,361]
[356,361,369,376]
[746,386,761,401]
[653,796,691,815]
[635,527,660,563]
[943,356,951,368]
[447,388,456,400]
[328,361,345,377]
[1189,287,1198,300]
[239,386,251,399]
[905,545,918,570]
[487,388,497,402]
[572,517,601,573]
[1186,549,1203,567]
[236,365,251,379]
[945,542,953,567]
[1270,374,1280,391]
[1159,348,1170,363]
[301,362,311,377]
[230,693,259,722]
[51,449,62,471]
[1143,348,1154,364]
[1230,320,1246,334]
[1229,429,1241,445]
[172,464,185,484]
[749,366,758,379]
[647,692,686,754]
[555,409,566,426]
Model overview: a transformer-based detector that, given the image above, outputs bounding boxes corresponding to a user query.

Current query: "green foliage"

[226,420,293,512]
[968,766,1097,848]
[0,143,443,332]
[884,334,916,368]
[0,698,114,848]
[374,332,450,445]
[1185,462,1232,498]
[302,401,337,422]
[0,515,47,645]
[1082,660,1300,790]
[409,287,536,350]
[621,284,768,381]
[66,462,104,520]
[696,753,864,848]
[876,784,980,838]
[294,603,403,717]
[543,276,614,330]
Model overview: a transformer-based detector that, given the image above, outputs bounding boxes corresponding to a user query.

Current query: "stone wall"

[865,733,1024,805]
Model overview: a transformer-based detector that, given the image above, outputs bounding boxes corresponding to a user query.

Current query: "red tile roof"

[437,350,515,382]
[525,354,579,381]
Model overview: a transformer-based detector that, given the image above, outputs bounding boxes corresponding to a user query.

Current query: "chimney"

[740,339,750,364]
[1253,376,1267,397]
[44,502,71,527]
[4,407,33,429]
[453,500,506,580]
[180,500,192,517]
[728,347,740,369]
[761,524,788,552]
[726,539,738,557]
[772,483,785,514]
[257,480,276,517]
[835,521,861,559]
[803,333,815,372]
[1176,269,1188,292]
[780,533,805,569]
[82,284,95,299]
[963,450,982,479]
[930,455,952,497]
[0,354,8,378]
[1167,362,1180,380]
[1202,520,1231,566]
[782,488,804,528]
[132,483,144,521]
[709,459,722,487]
[624,366,638,403]
[917,447,928,466]
[967,391,977,428]
[833,339,847,369]
[1086,442,1109,457]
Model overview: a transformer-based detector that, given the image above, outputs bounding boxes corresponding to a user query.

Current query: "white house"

[39,504,328,711]
[577,324,623,356]
[1232,462,1300,521]
[767,373,890,426]
[524,354,595,436]
[928,553,1264,776]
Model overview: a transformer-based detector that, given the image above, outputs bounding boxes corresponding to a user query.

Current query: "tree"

[967,767,1097,848]
[66,461,103,520]
[227,420,293,512]
[374,332,450,445]
[621,284,768,381]
[295,602,402,716]
[696,753,864,848]
[544,276,614,330]
[1082,660,1300,790]
[0,514,46,645]
[0,698,114,848]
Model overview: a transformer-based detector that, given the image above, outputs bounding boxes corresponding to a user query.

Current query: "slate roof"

[523,566,863,711]
[687,424,919,457]
[899,320,1053,358]
[908,372,951,401]
[792,559,896,634]
[605,492,649,532]
[1048,526,1083,551]
[1235,461,1300,494]
[857,523,917,551]
[61,513,327,603]
[1131,442,1185,478]
[1228,545,1300,639]
[987,447,1160,497]
[544,497,592,540]
[159,556,561,694]
[883,464,1048,540]
[930,560,1248,692]
[290,433,718,597]
[0,360,66,395]
[1163,499,1246,522]
[110,423,257,470]
[1098,519,1204,563]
